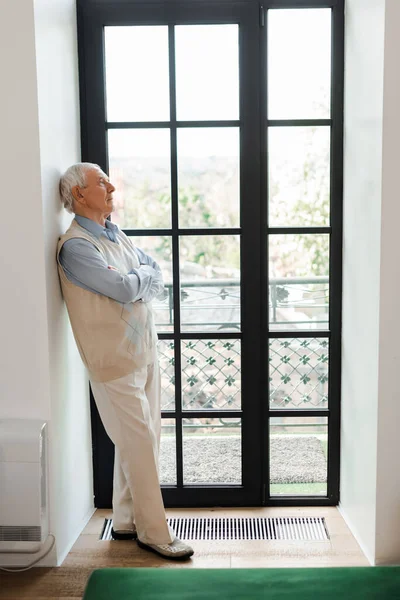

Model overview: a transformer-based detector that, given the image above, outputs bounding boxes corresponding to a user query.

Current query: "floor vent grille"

[101,517,329,541]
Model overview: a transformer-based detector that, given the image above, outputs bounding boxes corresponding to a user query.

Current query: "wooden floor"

[0,507,369,599]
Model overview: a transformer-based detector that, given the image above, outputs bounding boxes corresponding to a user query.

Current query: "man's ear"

[72,185,85,205]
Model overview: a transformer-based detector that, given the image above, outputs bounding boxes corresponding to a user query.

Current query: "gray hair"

[59,162,101,213]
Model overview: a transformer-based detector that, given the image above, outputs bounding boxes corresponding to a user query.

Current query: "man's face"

[74,168,116,217]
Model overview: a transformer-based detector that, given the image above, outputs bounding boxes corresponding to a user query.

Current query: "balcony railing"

[155,277,329,414]
[154,276,328,331]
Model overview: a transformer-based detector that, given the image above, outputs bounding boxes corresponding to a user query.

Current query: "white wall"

[341,0,400,565]
[340,0,385,563]
[0,0,51,419]
[375,0,400,565]
[0,0,93,567]
[33,0,94,566]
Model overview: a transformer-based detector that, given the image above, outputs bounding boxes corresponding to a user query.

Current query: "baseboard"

[337,504,375,566]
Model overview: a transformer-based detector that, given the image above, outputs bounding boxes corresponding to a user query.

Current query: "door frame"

[78,0,344,508]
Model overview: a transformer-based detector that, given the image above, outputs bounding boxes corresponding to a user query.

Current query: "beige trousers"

[90,351,174,545]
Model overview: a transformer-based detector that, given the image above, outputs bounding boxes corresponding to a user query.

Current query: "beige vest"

[56,219,157,382]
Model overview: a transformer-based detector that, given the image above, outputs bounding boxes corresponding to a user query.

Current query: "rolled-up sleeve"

[59,239,159,304]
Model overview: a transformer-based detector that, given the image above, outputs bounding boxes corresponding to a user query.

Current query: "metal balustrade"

[155,277,330,413]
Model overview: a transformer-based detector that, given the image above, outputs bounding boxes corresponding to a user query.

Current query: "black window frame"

[78,0,344,509]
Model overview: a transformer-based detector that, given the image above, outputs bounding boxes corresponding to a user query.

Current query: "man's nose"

[108,182,116,192]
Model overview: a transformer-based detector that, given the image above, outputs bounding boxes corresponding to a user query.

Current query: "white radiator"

[0,419,49,554]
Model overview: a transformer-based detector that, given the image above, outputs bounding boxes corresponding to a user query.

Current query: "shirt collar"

[74,215,118,239]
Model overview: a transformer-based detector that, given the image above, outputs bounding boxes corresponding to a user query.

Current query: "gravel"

[159,435,326,485]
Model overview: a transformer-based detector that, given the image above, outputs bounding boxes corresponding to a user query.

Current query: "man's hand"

[107,259,164,303]
[138,265,164,303]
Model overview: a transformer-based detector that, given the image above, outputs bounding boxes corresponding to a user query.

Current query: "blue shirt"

[59,215,163,304]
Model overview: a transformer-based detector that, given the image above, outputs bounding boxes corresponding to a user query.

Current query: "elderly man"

[57,162,193,560]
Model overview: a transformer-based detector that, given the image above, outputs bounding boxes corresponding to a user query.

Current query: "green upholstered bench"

[83,566,400,599]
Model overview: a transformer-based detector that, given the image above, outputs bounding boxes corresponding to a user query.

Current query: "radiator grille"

[102,517,329,541]
[0,526,41,542]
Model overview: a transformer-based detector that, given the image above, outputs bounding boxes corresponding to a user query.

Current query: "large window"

[79,0,344,507]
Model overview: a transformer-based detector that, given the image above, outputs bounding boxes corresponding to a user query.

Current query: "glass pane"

[181,339,241,410]
[159,419,176,485]
[177,128,240,228]
[180,235,240,332]
[269,338,329,409]
[183,418,241,484]
[268,9,331,119]
[108,129,171,229]
[269,127,330,227]
[129,236,173,332]
[158,340,175,411]
[270,417,328,496]
[175,25,239,120]
[105,26,170,122]
[269,234,329,330]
